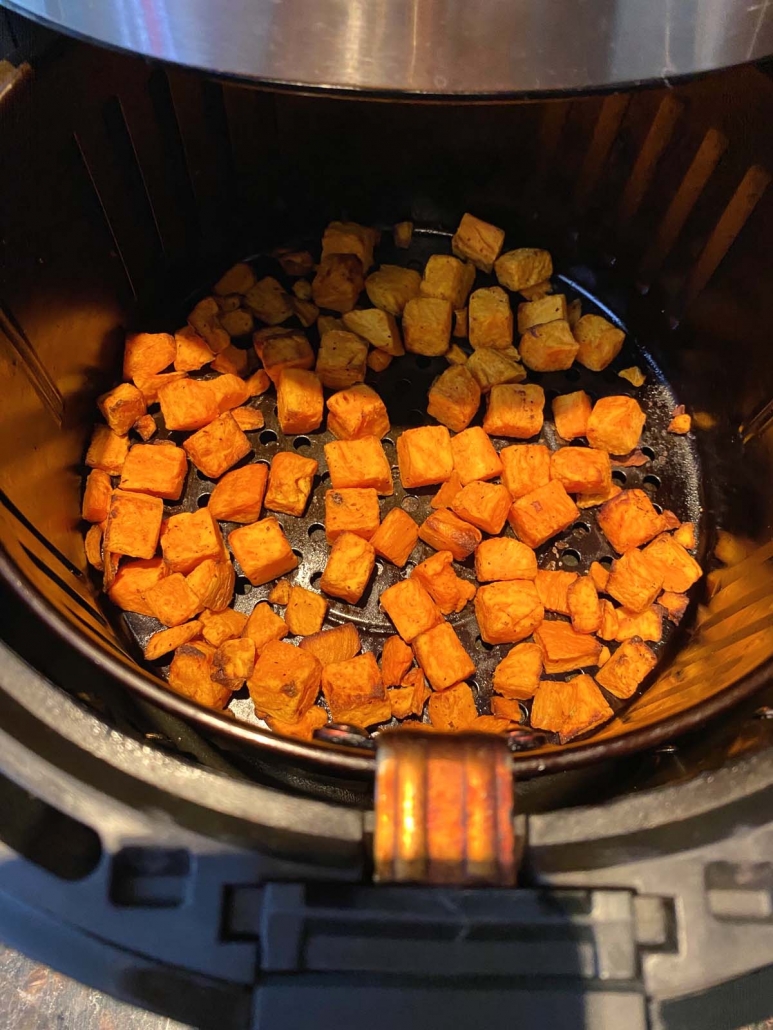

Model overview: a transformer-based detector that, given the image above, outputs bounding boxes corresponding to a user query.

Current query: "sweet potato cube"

[161,508,225,574]
[596,639,657,698]
[316,331,368,389]
[606,548,664,613]
[590,560,610,593]
[214,262,256,296]
[365,265,421,316]
[470,715,514,733]
[266,706,328,742]
[145,573,203,627]
[370,507,419,567]
[104,489,163,559]
[144,621,201,661]
[107,557,168,616]
[158,378,219,432]
[491,697,525,722]
[508,480,579,548]
[275,369,323,436]
[598,646,612,667]
[321,652,390,728]
[299,623,361,667]
[519,319,579,372]
[575,314,625,372]
[402,297,453,356]
[324,488,380,541]
[431,470,463,509]
[173,326,213,372]
[598,489,663,553]
[451,481,511,535]
[467,348,526,393]
[673,523,697,551]
[199,607,247,648]
[412,550,476,615]
[534,620,602,673]
[494,248,552,292]
[265,452,318,517]
[380,635,414,688]
[484,383,545,438]
[119,443,188,501]
[419,508,482,561]
[380,578,442,643]
[82,469,112,523]
[211,637,256,689]
[393,221,413,248]
[530,675,612,743]
[208,373,251,414]
[212,344,249,377]
[229,517,297,586]
[598,600,620,641]
[468,286,513,350]
[397,425,453,488]
[367,349,393,373]
[324,436,393,495]
[343,308,404,356]
[248,640,322,722]
[500,444,551,500]
[268,578,292,606]
[134,414,157,441]
[420,255,475,309]
[475,538,537,583]
[98,383,147,437]
[660,591,689,624]
[643,534,703,593]
[320,532,376,603]
[285,586,328,636]
[183,413,251,480]
[133,371,187,406]
[84,523,104,569]
[535,569,578,615]
[413,622,476,692]
[587,396,646,455]
[326,384,390,441]
[186,559,235,612]
[517,294,567,333]
[390,670,430,720]
[428,681,478,730]
[551,447,612,495]
[452,213,505,273]
[427,366,481,433]
[123,332,175,380]
[578,483,623,509]
[453,312,468,339]
[321,220,378,271]
[615,606,663,643]
[274,248,314,277]
[492,642,543,699]
[244,276,293,325]
[188,297,230,353]
[668,411,692,434]
[567,576,602,634]
[475,580,544,645]
[209,464,268,524]
[243,602,289,652]
[168,643,231,710]
[231,406,265,432]
[450,426,502,486]
[552,391,592,441]
[312,254,364,313]
[259,330,315,384]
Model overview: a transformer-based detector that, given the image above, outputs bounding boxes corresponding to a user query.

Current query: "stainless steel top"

[5,0,773,96]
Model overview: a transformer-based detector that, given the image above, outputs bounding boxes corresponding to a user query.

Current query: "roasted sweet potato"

[267,579,292,605]
[466,347,526,392]
[119,443,188,501]
[589,560,610,593]
[606,548,664,613]
[615,606,663,643]
[123,332,175,381]
[491,697,524,722]
[188,297,230,353]
[82,469,112,523]
[412,622,476,691]
[450,481,511,534]
[133,371,187,406]
[144,621,201,661]
[343,308,404,356]
[517,294,567,333]
[242,602,289,652]
[319,531,376,603]
[325,436,393,495]
[245,276,293,324]
[530,675,612,742]
[586,396,646,455]
[208,373,251,415]
[431,470,463,509]
[266,706,328,742]
[519,320,578,372]
[428,681,478,730]
[475,538,538,582]
[552,390,591,441]
[494,247,552,292]
[145,573,203,627]
[321,652,390,727]
[534,620,602,673]
[158,378,219,432]
[84,523,104,569]
[397,425,454,488]
[316,330,368,389]
[299,623,362,666]
[500,443,551,499]
[452,213,505,273]
[161,508,225,574]
[449,426,503,485]
[98,383,147,436]
[597,489,664,553]
[643,533,703,592]
[229,517,298,586]
[418,508,482,561]
[551,447,612,495]
[567,576,602,634]
[108,557,167,615]
[258,329,315,384]
[312,254,365,313]
[321,220,378,271]
[104,489,163,559]
[186,559,235,612]
[285,586,328,636]
[324,487,380,542]
[370,506,420,567]
[174,326,214,373]
[133,414,157,441]
[198,607,248,648]
[411,550,476,615]
[402,296,453,356]
[492,642,543,699]
[265,451,318,518]
[420,254,475,309]
[659,590,689,624]
[508,480,580,548]
[214,262,256,296]
[574,314,625,371]
[380,634,414,688]
[390,669,431,720]
[427,366,481,432]
[367,349,393,373]
[380,578,443,643]
[483,383,545,438]
[248,640,322,722]
[85,424,130,475]
[365,265,421,316]
[475,580,544,644]
[468,286,513,350]
[534,569,578,614]
[595,639,657,698]
[168,642,231,710]
[211,637,256,689]
[208,464,268,524]
[183,412,251,480]
[326,384,390,441]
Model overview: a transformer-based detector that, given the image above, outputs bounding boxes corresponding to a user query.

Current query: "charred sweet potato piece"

[98,383,147,437]
[431,470,463,509]
[145,573,203,627]
[119,443,188,501]
[427,366,481,432]
[534,569,578,615]
[86,424,130,475]
[370,507,419,567]
[161,508,225,574]
[517,294,567,333]
[183,412,251,480]
[534,620,602,673]
[321,652,390,728]
[643,534,703,593]
[380,578,443,643]
[586,396,646,455]
[365,265,421,316]
[598,489,664,553]
[134,414,157,441]
[598,600,620,641]
[208,464,268,524]
[266,706,328,742]
[275,248,315,277]
[475,580,544,645]
[380,635,414,688]
[321,220,378,271]
[258,330,315,385]
[596,639,657,698]
[452,213,505,273]
[659,591,689,624]
[188,297,230,353]
[411,550,476,615]
[552,391,592,441]
[319,532,376,603]
[421,254,475,309]
[419,508,482,561]
[475,538,537,582]
[519,320,578,372]
[483,383,545,438]
[326,384,390,441]
[82,469,112,523]
[244,276,293,325]
[158,378,219,432]
[248,640,322,722]
[494,247,552,291]
[104,489,163,559]
[451,481,512,535]
[615,606,663,643]
[606,548,664,613]
[211,637,256,689]
[186,559,234,613]
[134,371,187,406]
[567,576,602,634]
[107,557,167,616]
[390,669,431,720]
[450,426,503,485]
[551,447,612,495]
[265,451,318,518]
[199,608,248,648]
[124,332,175,380]
[208,373,251,414]
[468,286,513,350]
[397,425,454,489]
[491,697,525,722]
[144,621,201,661]
[492,642,543,699]
[312,254,365,313]
[590,560,610,593]
[174,326,213,373]
[267,579,292,606]
[467,348,526,393]
[325,436,393,495]
[500,443,551,500]
[574,314,625,372]
[229,517,297,586]
[413,622,476,692]
[243,602,289,652]
[299,623,361,667]
[403,297,453,356]
[343,308,404,356]
[316,331,368,389]
[324,487,380,542]
[530,675,613,742]
[285,586,328,636]
[168,643,231,710]
[508,480,579,548]
[428,681,478,730]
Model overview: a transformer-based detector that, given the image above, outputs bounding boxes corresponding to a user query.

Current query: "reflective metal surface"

[5,0,773,95]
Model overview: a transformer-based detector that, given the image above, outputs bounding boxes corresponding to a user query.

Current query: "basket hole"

[397,378,411,390]
[565,368,581,382]
[235,577,252,595]
[383,437,395,449]
[476,635,494,652]
[293,436,311,451]
[401,496,421,514]
[415,356,432,369]
[310,570,323,588]
[611,469,627,485]
[196,493,211,509]
[560,548,581,569]
[641,445,656,460]
[643,473,661,491]
[653,502,663,514]
[408,409,425,426]
[375,559,385,576]
[544,389,559,405]
[307,522,325,541]
[259,429,278,445]
[292,549,304,562]
[407,259,423,272]
[598,555,615,570]
[570,521,591,535]
[404,560,416,574]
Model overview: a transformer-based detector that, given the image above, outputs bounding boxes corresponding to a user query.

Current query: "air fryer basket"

[1,37,773,789]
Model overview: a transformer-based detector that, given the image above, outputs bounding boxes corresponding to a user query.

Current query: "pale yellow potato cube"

[317,314,344,335]
[451,213,505,273]
[365,265,421,316]
[519,319,578,371]
[494,248,553,293]
[219,308,254,337]
[393,221,413,248]
[312,254,364,313]
[468,286,513,350]
[367,349,393,372]
[420,255,476,309]
[517,294,567,333]
[446,343,469,365]
[245,277,293,325]
[292,298,319,328]
[316,331,368,389]
[402,297,452,356]
[467,347,526,393]
[343,308,404,355]
[574,314,625,372]
[293,279,313,301]
[321,220,379,271]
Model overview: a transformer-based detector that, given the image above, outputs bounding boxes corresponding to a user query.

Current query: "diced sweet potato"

[320,531,376,603]
[517,295,567,333]
[586,396,646,455]
[82,469,112,523]
[321,220,378,271]
[468,286,513,351]
[598,489,664,553]
[598,599,620,640]
[325,488,380,542]
[615,606,663,643]
[643,534,703,593]
[174,326,214,372]
[144,621,201,661]
[668,409,692,434]
[491,697,524,722]
[411,550,476,615]
[419,508,482,561]
[161,508,225,574]
[326,384,390,441]
[413,622,476,691]
[475,538,537,582]
[367,349,393,373]
[365,265,421,316]
[428,681,478,730]
[209,464,268,524]
[312,254,365,313]
[550,447,612,495]
[243,602,289,651]
[534,620,602,673]
[483,383,545,438]
[315,330,368,390]
[133,414,157,441]
[431,470,463,509]
[244,276,293,325]
[231,406,264,432]
[596,639,657,698]
[492,642,543,699]
[299,623,362,667]
[606,548,664,613]
[104,489,163,559]
[450,426,502,485]
[535,569,578,614]
[597,645,611,666]
[98,383,147,436]
[188,297,230,353]
[321,652,390,728]
[427,366,481,432]
[183,412,251,480]
[119,443,188,501]
[317,315,344,335]
[393,221,413,249]
[673,523,697,551]
[452,213,505,273]
[466,348,526,392]
[343,308,404,356]
[199,607,248,647]
[208,373,251,414]
[168,643,231,710]
[84,523,104,569]
[567,576,602,634]
[275,369,323,435]
[380,578,443,643]
[470,715,514,733]
[590,560,610,593]
[552,391,592,441]
[453,312,468,339]
[659,591,689,624]
[519,319,579,372]
[212,344,249,377]
[451,481,511,535]
[134,371,187,405]
[420,255,475,310]
[402,297,453,356]
[390,669,431,720]
[145,573,203,627]
[325,436,393,495]
[574,314,625,371]
[258,330,315,384]
[214,262,256,296]
[265,451,318,518]
[249,640,322,722]
[107,557,168,616]
[397,425,453,488]
[475,580,544,645]
[211,637,256,689]
[266,706,328,742]
[508,480,580,548]
[380,635,414,687]
[158,378,219,432]
[123,332,175,381]
[268,578,292,605]
[530,675,612,743]
[500,443,551,500]
[577,483,622,509]
[274,248,315,277]
[370,507,419,567]
[494,247,552,292]
[285,586,328,636]
[186,559,235,612]
[229,517,298,585]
